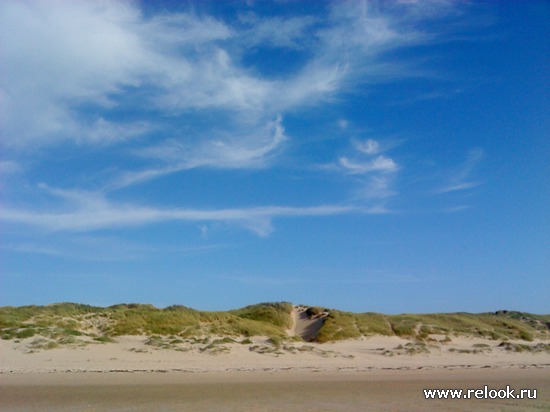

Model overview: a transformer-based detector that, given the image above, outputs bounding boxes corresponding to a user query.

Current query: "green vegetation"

[268,336,282,348]
[230,302,293,329]
[304,306,324,318]
[15,328,36,339]
[0,302,292,348]
[498,341,550,353]
[316,310,362,342]
[0,303,101,329]
[28,338,59,351]
[200,337,238,354]
[0,303,547,348]
[316,310,549,343]
[308,308,550,343]
[101,302,291,338]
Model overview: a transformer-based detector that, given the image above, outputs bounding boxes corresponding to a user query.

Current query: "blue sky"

[1,0,548,313]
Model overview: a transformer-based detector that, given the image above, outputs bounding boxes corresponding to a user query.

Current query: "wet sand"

[1,368,549,411]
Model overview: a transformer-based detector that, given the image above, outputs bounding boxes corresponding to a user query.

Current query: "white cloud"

[1,0,462,156]
[437,181,480,194]
[336,137,401,206]
[338,119,349,130]
[323,1,413,54]
[1,185,355,236]
[353,137,403,155]
[354,139,380,154]
[312,0,427,84]
[0,0,250,148]
[85,118,151,144]
[339,155,398,174]
[358,176,397,199]
[1,0,150,147]
[238,13,317,50]
[202,115,287,168]
[110,116,286,189]
[0,0,473,235]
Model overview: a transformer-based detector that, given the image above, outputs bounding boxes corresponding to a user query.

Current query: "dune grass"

[0,302,291,345]
[230,302,293,328]
[103,303,291,338]
[316,310,549,342]
[0,303,547,347]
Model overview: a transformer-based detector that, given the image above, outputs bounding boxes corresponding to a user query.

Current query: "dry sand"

[1,335,549,411]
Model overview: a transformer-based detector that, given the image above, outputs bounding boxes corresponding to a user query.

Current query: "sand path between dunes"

[286,308,297,337]
[287,306,326,342]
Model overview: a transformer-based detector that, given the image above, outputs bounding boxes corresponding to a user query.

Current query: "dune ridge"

[2,302,548,344]
[0,302,548,375]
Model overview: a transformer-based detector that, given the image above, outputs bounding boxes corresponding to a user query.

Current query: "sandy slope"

[287,305,327,341]
[1,334,548,374]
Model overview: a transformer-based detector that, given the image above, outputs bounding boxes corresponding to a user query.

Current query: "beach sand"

[1,369,548,411]
[1,335,549,411]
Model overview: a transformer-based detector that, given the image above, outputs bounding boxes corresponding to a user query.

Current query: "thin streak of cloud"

[110,116,286,189]
[354,139,380,154]
[238,13,317,50]
[339,155,398,174]
[0,186,356,236]
[2,237,226,262]
[435,147,483,194]
[437,181,481,194]
[357,176,397,200]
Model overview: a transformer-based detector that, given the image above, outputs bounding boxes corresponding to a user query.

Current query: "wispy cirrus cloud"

[1,185,356,237]
[4,235,226,262]
[335,137,401,203]
[238,13,317,50]
[0,0,474,239]
[339,155,399,174]
[436,148,483,194]
[1,0,462,150]
[357,175,398,200]
[1,203,354,237]
[109,115,286,189]
[354,139,381,155]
